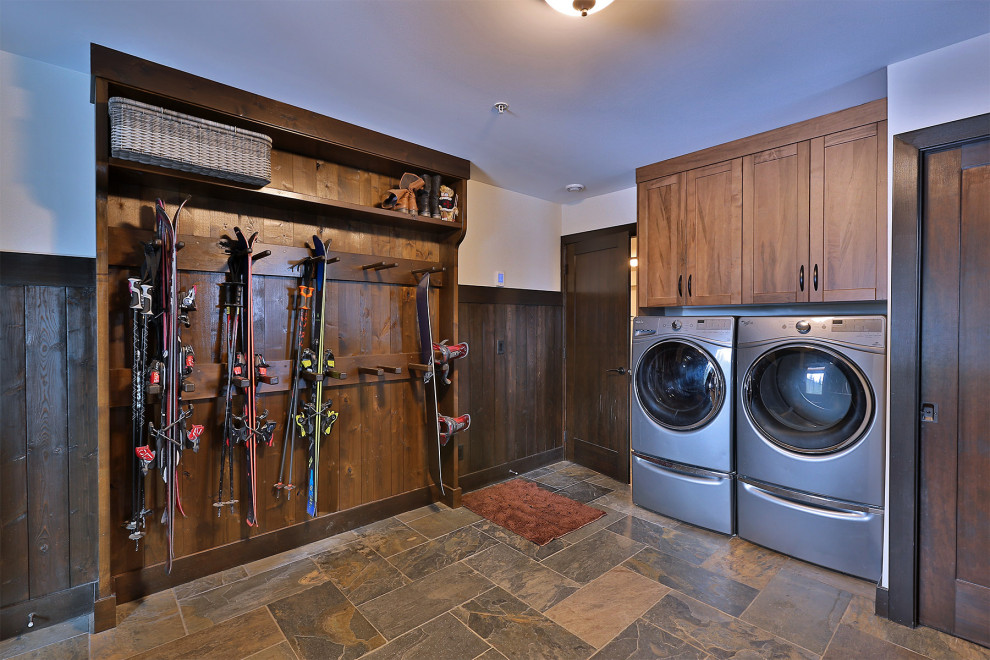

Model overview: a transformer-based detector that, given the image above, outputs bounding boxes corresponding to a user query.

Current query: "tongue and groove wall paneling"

[93,44,469,616]
[0,254,99,640]
[456,287,565,491]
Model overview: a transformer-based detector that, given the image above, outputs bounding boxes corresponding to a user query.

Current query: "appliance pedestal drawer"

[737,477,882,581]
[632,453,734,535]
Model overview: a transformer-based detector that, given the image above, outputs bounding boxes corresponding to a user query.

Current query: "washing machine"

[630,316,734,535]
[735,316,885,581]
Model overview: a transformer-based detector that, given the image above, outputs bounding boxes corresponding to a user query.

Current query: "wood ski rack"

[92,44,469,624]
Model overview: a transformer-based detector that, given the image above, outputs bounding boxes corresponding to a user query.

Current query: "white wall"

[560,187,636,237]
[879,31,990,590]
[460,179,562,291]
[0,50,95,257]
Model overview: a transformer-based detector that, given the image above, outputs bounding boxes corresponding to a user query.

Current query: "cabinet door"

[810,122,887,301]
[685,159,742,306]
[742,143,810,304]
[638,175,685,308]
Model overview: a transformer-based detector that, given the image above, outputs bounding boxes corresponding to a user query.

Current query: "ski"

[293,237,340,518]
[220,227,278,527]
[275,268,315,499]
[143,198,202,573]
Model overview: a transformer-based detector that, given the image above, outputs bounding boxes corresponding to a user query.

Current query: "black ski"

[142,198,202,573]
[220,227,277,527]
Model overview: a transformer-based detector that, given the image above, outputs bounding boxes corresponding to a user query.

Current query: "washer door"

[635,339,725,431]
[743,344,873,454]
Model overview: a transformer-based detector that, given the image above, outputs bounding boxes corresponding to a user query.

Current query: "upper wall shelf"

[109,158,463,234]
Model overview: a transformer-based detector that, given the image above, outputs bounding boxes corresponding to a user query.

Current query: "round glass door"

[743,344,873,454]
[635,339,725,431]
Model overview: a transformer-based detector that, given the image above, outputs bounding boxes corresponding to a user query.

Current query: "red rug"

[462,478,606,545]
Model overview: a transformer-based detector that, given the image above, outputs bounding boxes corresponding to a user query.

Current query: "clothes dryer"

[735,316,885,580]
[630,316,734,534]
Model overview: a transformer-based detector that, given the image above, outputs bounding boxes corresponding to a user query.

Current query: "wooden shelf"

[109,158,464,234]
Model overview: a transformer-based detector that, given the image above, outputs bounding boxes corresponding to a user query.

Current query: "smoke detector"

[565,183,586,193]
[493,102,510,114]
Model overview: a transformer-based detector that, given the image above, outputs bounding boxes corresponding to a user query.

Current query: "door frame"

[561,224,636,480]
[887,113,990,626]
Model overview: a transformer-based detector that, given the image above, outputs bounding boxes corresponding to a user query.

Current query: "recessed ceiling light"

[565,183,585,192]
[546,0,615,17]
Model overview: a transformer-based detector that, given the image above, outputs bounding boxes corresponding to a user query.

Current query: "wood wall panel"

[0,260,100,637]
[105,180,439,586]
[457,289,564,487]
[0,286,29,607]
[25,286,71,598]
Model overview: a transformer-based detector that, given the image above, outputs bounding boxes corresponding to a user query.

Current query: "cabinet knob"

[813,264,819,291]
[678,275,682,298]
[687,274,692,297]
[799,265,805,292]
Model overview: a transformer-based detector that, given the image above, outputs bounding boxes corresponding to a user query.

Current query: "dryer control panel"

[738,316,885,349]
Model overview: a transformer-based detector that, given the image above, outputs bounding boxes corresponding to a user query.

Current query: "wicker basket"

[109,97,272,187]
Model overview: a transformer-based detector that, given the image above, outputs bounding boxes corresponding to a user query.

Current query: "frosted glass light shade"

[545,0,615,17]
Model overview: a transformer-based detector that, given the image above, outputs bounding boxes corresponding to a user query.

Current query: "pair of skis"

[126,198,202,573]
[415,274,471,495]
[218,228,278,527]
[276,237,341,517]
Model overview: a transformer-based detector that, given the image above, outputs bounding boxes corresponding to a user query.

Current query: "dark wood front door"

[563,227,631,483]
[918,138,989,647]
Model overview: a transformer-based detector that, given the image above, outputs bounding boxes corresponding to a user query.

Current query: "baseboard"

[112,486,433,605]
[875,585,890,618]
[0,582,96,640]
[92,595,117,634]
[459,447,565,493]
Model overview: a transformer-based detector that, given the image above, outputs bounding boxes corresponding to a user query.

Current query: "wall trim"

[0,252,96,288]
[0,582,95,640]
[888,112,990,627]
[112,486,433,605]
[458,285,562,306]
[458,447,564,493]
[561,223,637,245]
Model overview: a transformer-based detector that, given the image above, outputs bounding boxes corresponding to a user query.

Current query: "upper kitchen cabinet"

[809,122,888,301]
[636,100,887,311]
[638,173,686,307]
[742,143,811,304]
[684,159,743,306]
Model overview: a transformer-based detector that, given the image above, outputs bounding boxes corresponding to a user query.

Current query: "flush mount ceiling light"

[546,0,614,17]
[565,183,586,192]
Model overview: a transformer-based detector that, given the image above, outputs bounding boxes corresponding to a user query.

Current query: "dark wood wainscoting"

[457,286,564,490]
[0,252,98,639]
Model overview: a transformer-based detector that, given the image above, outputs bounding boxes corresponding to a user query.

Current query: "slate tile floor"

[3,462,989,660]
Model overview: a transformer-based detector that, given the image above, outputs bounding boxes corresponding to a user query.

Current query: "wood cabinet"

[637,101,888,310]
[638,174,685,307]
[638,160,742,307]
[685,159,743,306]
[742,143,810,303]
[810,122,887,301]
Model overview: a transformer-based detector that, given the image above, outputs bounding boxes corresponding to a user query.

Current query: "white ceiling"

[1,1,987,203]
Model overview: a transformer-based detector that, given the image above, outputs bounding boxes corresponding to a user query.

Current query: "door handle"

[799,265,805,292]
[687,274,692,297]
[813,264,819,291]
[677,275,682,298]
[605,367,628,375]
